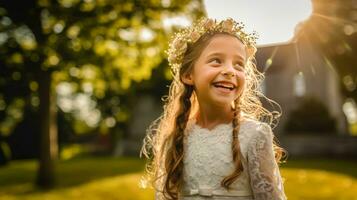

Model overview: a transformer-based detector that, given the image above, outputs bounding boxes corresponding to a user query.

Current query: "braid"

[164,86,193,199]
[221,98,244,189]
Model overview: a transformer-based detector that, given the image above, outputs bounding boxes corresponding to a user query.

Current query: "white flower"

[168,53,177,63]
[190,31,200,42]
[203,19,215,30]
[166,18,258,70]
[173,38,187,52]
[222,19,234,32]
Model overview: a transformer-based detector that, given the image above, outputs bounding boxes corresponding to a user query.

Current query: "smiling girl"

[141,18,287,200]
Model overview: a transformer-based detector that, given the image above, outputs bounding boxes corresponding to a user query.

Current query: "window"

[294,71,305,97]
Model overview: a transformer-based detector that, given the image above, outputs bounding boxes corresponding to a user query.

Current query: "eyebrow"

[207,52,245,61]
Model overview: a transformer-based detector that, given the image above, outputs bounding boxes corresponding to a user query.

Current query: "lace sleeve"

[247,123,287,200]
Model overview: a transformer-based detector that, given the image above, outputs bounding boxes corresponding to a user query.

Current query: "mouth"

[212,81,237,91]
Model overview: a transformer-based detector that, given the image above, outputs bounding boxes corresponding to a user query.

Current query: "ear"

[181,72,194,85]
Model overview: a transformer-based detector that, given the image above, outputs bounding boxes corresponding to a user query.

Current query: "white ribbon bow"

[185,186,253,197]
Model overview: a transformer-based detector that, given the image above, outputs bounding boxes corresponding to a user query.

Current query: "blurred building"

[256,40,347,135]
[254,40,357,158]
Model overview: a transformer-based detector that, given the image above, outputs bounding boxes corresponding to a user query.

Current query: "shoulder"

[241,118,273,140]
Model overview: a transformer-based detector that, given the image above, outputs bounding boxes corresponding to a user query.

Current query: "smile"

[212,81,236,91]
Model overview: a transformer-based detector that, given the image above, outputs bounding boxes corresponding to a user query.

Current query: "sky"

[204,0,313,46]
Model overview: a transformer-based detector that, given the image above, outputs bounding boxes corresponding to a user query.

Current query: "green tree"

[0,0,205,188]
[295,0,357,101]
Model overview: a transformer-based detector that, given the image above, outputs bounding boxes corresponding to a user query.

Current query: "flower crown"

[166,18,258,76]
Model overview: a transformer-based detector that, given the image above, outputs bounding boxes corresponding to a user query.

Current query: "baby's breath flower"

[168,53,177,64]
[189,31,200,43]
[166,18,258,75]
[173,38,187,52]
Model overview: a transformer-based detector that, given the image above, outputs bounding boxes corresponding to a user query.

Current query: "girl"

[141,18,287,200]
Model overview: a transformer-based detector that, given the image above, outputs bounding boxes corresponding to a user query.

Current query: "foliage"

[0,0,205,135]
[0,141,11,165]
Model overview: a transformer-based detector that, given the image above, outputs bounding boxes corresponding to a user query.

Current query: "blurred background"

[0,0,356,199]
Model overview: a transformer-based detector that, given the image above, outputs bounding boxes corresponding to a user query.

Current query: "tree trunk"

[36,69,58,188]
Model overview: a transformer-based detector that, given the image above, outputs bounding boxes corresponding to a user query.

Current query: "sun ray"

[264,46,279,72]
[312,13,357,26]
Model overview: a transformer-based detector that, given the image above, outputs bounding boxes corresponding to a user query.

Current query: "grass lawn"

[282,158,357,200]
[0,157,356,200]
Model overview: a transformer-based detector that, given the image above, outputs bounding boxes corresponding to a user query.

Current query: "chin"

[211,97,235,107]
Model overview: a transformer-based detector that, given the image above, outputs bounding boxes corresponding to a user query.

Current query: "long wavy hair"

[140,32,285,200]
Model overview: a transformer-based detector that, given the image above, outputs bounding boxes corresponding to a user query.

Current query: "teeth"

[214,82,235,89]
[213,83,235,91]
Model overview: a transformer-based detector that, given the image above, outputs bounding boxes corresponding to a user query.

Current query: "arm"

[247,123,287,200]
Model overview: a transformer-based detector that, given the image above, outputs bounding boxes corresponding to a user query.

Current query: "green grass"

[283,169,356,200]
[0,157,356,200]
[282,158,357,200]
[0,157,153,200]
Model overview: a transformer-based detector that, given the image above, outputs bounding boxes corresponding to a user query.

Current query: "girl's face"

[182,34,247,107]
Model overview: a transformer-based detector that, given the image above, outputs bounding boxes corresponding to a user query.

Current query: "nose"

[221,64,235,77]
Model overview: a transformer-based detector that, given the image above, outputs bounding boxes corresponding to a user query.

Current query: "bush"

[285,96,336,134]
[0,142,11,166]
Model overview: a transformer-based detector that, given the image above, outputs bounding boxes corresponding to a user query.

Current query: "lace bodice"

[179,118,287,200]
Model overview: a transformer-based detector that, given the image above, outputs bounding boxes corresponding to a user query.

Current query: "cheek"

[237,72,246,86]
[236,73,246,97]
[195,66,217,81]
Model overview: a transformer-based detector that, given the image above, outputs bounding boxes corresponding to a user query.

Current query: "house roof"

[255,42,298,73]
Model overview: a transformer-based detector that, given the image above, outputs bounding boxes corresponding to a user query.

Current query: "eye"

[234,62,245,70]
[209,58,221,65]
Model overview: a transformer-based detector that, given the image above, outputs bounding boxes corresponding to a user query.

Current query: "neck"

[195,101,234,130]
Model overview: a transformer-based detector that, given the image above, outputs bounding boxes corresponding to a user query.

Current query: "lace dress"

[179,118,287,200]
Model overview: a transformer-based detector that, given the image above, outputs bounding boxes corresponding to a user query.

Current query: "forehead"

[201,34,246,59]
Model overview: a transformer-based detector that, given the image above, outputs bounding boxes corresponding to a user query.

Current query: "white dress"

[179,118,287,200]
